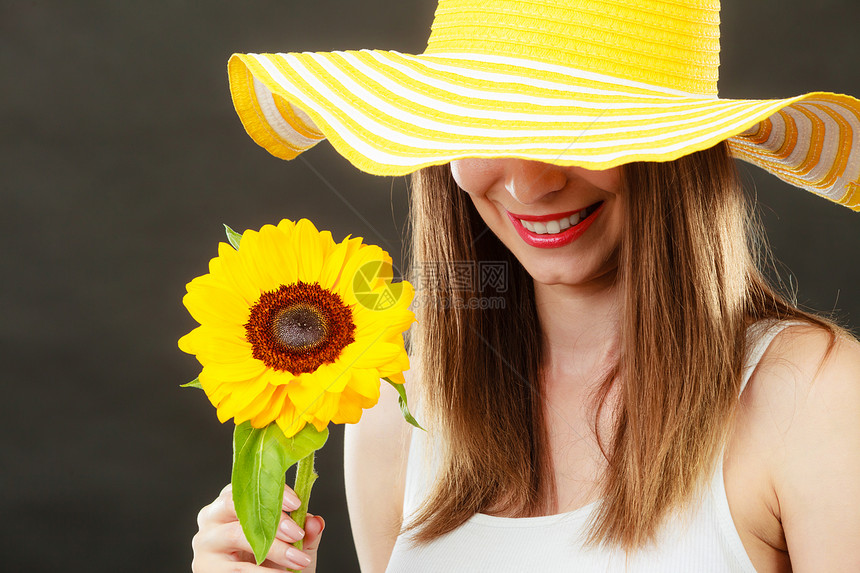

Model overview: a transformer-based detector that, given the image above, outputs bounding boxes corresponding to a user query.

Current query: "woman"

[193,1,860,570]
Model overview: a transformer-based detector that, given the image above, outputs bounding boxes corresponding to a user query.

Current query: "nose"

[503,159,568,204]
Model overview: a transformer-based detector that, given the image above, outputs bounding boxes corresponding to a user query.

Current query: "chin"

[518,257,584,286]
[515,249,620,288]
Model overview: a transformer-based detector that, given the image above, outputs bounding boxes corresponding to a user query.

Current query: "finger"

[282,486,301,510]
[204,483,299,528]
[193,555,296,573]
[197,490,238,527]
[273,489,309,544]
[273,511,324,546]
[197,521,313,570]
[303,513,325,551]
[270,514,319,570]
[274,513,305,544]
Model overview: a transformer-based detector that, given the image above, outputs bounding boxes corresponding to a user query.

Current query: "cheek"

[449,159,498,196]
[462,189,500,228]
[462,189,511,245]
[581,166,623,195]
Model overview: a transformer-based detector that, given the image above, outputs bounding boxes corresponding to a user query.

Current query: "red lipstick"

[506,203,604,248]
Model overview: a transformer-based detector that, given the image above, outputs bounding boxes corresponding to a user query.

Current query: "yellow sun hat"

[227,0,860,211]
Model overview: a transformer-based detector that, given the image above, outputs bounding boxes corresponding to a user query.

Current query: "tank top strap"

[739,319,803,397]
[402,396,439,520]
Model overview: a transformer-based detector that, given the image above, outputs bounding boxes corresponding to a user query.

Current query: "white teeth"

[519,208,593,235]
[519,215,573,235]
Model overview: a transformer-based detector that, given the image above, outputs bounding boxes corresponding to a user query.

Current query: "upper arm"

[762,327,860,571]
[344,372,414,573]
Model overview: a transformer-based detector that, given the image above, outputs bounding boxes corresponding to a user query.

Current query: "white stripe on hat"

[418,52,703,98]
[261,52,784,153]
[365,51,681,101]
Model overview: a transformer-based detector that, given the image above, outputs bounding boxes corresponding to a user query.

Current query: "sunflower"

[178,218,415,437]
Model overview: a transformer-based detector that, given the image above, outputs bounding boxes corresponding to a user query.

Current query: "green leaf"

[383,377,425,431]
[180,377,202,389]
[224,224,242,250]
[285,423,329,458]
[231,422,329,565]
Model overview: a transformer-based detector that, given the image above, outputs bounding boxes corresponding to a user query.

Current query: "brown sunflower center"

[273,304,328,349]
[245,282,355,375]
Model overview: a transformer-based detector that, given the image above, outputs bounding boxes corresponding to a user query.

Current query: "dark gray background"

[2,1,858,572]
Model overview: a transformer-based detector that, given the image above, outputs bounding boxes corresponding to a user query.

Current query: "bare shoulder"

[344,369,416,573]
[749,323,860,436]
[747,323,860,570]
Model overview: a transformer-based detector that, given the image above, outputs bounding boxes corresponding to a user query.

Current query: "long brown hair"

[402,142,841,550]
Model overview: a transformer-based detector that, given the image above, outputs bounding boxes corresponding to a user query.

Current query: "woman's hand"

[192,483,325,572]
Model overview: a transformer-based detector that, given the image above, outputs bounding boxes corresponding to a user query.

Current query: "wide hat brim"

[228,50,860,211]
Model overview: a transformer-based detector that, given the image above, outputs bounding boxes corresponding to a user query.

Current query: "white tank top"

[387,320,793,572]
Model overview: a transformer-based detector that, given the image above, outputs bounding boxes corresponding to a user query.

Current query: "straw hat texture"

[228,0,860,210]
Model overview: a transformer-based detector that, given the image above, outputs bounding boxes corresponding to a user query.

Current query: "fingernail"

[308,513,325,534]
[283,490,301,510]
[286,546,312,567]
[280,518,305,540]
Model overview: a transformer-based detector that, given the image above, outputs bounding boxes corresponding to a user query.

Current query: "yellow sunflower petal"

[338,245,394,307]
[392,343,413,372]
[218,376,268,408]
[215,405,233,423]
[178,326,251,363]
[183,282,251,327]
[351,300,416,338]
[276,219,297,234]
[377,353,412,378]
[308,226,337,260]
[340,339,408,370]
[313,362,351,394]
[250,385,290,427]
[348,368,382,401]
[308,392,339,427]
[331,387,365,424]
[198,373,230,403]
[186,270,229,292]
[232,380,277,425]
[257,224,298,286]
[202,359,267,383]
[317,239,351,291]
[327,235,368,293]
[217,380,274,424]
[264,369,301,386]
[385,371,406,385]
[203,254,261,308]
[177,328,201,356]
[294,218,325,282]
[276,403,306,438]
[306,416,329,434]
[236,229,282,294]
[288,372,328,414]
[216,242,263,305]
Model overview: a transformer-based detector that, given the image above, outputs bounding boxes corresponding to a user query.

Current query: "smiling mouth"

[511,202,603,235]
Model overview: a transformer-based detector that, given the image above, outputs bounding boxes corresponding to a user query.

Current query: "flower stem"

[290,450,318,553]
